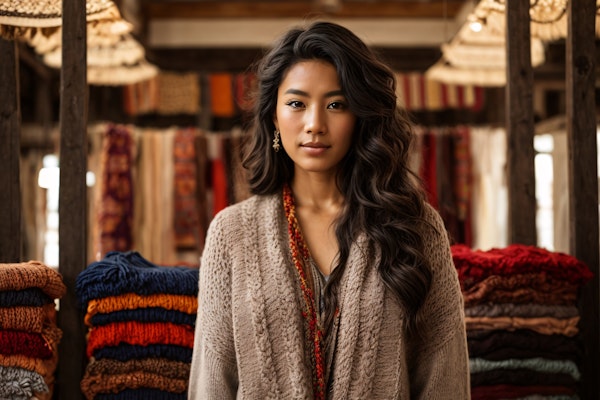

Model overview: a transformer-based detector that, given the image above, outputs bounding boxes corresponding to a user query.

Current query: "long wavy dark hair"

[242,21,432,337]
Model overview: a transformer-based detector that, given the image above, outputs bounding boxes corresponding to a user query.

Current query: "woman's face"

[274,59,356,176]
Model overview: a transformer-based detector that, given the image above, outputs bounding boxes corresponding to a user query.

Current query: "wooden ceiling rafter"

[141,0,467,19]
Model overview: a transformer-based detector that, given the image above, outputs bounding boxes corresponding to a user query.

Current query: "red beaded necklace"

[283,183,326,400]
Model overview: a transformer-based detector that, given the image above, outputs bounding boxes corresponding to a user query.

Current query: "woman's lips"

[301,142,329,154]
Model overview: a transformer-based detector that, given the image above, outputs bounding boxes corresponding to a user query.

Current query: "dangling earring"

[272,129,281,152]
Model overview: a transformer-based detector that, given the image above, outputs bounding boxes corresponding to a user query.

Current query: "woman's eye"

[328,101,347,110]
[285,100,304,109]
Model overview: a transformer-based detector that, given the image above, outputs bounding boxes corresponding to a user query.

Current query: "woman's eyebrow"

[283,88,344,97]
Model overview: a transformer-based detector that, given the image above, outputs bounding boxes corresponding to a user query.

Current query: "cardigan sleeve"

[188,209,239,400]
[408,203,471,399]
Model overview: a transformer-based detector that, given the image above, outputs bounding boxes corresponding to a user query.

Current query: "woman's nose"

[305,106,326,135]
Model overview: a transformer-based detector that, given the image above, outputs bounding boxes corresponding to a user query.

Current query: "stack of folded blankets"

[452,244,594,400]
[0,261,66,400]
[76,251,199,399]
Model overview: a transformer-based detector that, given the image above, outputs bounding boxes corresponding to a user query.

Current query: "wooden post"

[0,38,21,262]
[566,0,599,398]
[56,0,88,398]
[505,1,537,246]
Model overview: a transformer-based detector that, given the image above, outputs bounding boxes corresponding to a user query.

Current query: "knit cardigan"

[188,193,470,399]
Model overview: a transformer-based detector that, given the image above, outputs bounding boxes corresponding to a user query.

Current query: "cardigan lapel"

[245,194,312,398]
[331,237,386,399]
[240,195,282,399]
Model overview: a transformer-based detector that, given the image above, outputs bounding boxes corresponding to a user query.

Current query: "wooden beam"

[146,46,441,72]
[142,0,466,19]
[0,38,22,262]
[56,0,88,398]
[566,1,599,398]
[505,1,537,245]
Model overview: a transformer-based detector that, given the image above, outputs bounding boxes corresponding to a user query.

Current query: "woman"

[189,21,470,399]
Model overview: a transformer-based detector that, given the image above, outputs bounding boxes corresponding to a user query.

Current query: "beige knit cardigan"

[188,193,470,399]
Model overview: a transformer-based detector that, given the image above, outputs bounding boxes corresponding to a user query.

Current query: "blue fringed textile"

[89,308,196,327]
[92,344,193,363]
[76,251,199,310]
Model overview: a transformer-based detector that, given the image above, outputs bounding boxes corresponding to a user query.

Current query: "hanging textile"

[173,128,202,249]
[123,71,200,116]
[222,128,251,205]
[209,73,235,118]
[133,128,176,265]
[233,72,257,114]
[469,126,507,250]
[122,78,160,116]
[419,130,438,209]
[97,124,135,257]
[396,72,485,112]
[206,133,229,216]
[415,126,473,246]
[156,72,201,115]
[91,124,250,261]
[194,133,209,254]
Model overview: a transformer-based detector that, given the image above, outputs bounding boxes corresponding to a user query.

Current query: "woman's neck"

[290,173,344,213]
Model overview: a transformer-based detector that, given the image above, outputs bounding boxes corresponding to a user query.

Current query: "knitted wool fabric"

[467,328,583,362]
[470,368,578,387]
[85,358,190,380]
[465,315,580,337]
[84,293,197,325]
[88,307,196,327]
[76,251,199,310]
[0,288,52,307]
[93,344,192,363]
[86,321,194,358]
[0,352,57,382]
[188,193,470,399]
[0,304,56,333]
[0,365,48,398]
[470,357,581,380]
[95,387,186,400]
[470,384,576,400]
[462,273,579,306]
[0,325,60,379]
[451,244,594,288]
[81,371,188,398]
[464,303,580,319]
[0,261,66,299]
[0,328,55,359]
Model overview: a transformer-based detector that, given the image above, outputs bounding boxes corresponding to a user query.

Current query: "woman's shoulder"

[419,201,453,263]
[210,193,280,229]
[421,201,445,234]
